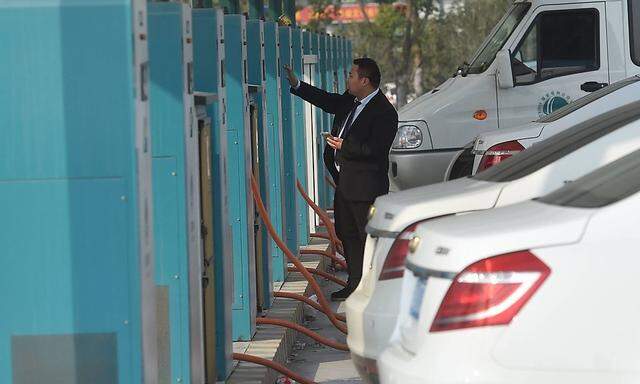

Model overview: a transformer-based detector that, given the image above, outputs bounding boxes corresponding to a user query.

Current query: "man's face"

[347,64,367,96]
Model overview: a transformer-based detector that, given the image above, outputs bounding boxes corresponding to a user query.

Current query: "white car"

[379,146,640,384]
[345,100,640,382]
[468,75,640,176]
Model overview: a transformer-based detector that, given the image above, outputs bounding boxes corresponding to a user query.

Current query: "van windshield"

[473,101,640,182]
[537,149,640,208]
[466,2,531,74]
[537,76,640,123]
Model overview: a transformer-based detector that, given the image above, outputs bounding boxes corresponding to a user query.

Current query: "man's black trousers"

[333,188,373,288]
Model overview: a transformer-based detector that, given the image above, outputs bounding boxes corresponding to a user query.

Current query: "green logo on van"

[537,91,571,117]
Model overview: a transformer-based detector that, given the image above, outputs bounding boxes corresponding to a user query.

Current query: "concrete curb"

[228,240,331,384]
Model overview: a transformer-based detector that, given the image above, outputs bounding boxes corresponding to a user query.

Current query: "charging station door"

[225,14,257,341]
[0,1,157,383]
[247,19,274,310]
[278,26,300,256]
[264,21,287,282]
[192,8,234,380]
[292,28,310,247]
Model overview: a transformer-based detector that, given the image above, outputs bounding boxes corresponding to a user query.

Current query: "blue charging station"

[263,21,287,283]
[148,3,207,383]
[247,18,274,310]
[225,14,257,341]
[192,7,234,381]
[278,26,299,254]
[291,28,310,247]
[0,1,157,383]
[303,31,328,218]
[316,33,331,210]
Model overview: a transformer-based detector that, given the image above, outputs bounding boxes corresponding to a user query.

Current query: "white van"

[390,0,640,190]
[470,75,640,174]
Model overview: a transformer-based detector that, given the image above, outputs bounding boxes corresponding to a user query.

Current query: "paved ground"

[284,269,363,384]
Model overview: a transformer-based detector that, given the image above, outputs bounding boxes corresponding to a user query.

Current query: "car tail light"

[430,250,550,332]
[477,140,524,172]
[378,222,423,281]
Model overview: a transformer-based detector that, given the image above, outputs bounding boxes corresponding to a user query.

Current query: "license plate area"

[409,278,427,320]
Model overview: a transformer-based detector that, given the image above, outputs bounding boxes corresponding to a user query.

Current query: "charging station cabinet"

[316,33,331,210]
[291,28,310,247]
[0,1,157,383]
[224,14,257,342]
[247,18,274,310]
[278,26,299,255]
[263,21,287,283]
[148,3,207,383]
[192,7,234,381]
[301,31,321,230]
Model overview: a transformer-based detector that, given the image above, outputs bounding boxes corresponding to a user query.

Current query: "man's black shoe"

[331,286,354,301]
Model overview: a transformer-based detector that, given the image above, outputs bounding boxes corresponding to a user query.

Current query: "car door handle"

[581,81,608,92]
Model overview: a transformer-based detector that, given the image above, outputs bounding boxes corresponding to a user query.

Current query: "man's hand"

[326,135,343,150]
[283,64,298,88]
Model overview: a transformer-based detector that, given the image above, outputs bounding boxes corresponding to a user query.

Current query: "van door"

[497,3,608,129]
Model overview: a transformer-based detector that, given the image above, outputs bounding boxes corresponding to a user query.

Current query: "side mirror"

[496,49,514,89]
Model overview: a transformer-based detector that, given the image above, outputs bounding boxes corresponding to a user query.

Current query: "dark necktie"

[340,100,361,138]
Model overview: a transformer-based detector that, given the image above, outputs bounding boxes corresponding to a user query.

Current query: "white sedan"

[379,146,640,384]
[345,99,640,382]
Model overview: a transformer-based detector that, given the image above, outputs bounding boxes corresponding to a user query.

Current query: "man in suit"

[284,58,398,301]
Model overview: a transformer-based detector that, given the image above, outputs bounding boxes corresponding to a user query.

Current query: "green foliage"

[333,0,512,105]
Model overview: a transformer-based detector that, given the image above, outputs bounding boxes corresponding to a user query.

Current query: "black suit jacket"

[291,82,399,201]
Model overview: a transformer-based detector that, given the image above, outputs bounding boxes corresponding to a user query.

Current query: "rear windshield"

[473,101,640,182]
[538,149,640,208]
[537,76,640,123]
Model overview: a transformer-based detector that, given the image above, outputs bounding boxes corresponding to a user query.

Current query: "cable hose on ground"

[250,175,348,335]
[233,353,317,384]
[295,180,345,260]
[287,266,347,287]
[299,249,347,270]
[273,291,347,322]
[256,317,349,351]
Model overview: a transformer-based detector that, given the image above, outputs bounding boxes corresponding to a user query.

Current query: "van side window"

[631,0,640,66]
[512,9,599,85]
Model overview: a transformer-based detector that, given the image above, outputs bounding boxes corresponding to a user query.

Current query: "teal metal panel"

[317,33,330,210]
[225,14,257,341]
[331,36,339,93]
[247,19,274,309]
[0,1,155,383]
[278,26,299,255]
[292,28,309,247]
[192,8,234,381]
[148,3,196,383]
[263,21,287,283]
[336,36,345,95]
[308,32,328,214]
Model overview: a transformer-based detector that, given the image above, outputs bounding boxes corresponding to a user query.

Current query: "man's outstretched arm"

[284,65,349,115]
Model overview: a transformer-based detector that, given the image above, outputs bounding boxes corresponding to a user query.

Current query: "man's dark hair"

[353,58,381,88]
